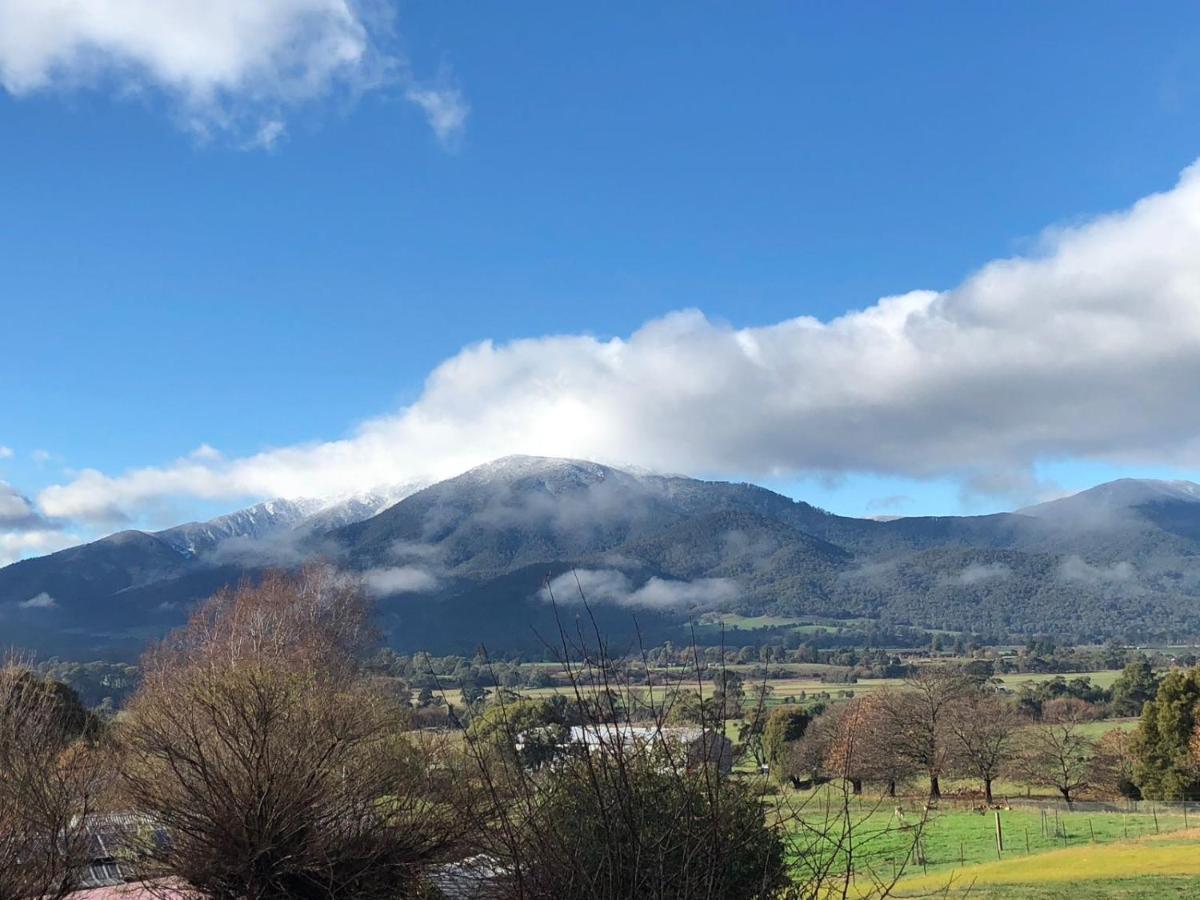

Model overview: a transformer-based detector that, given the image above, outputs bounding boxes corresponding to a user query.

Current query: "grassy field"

[697,613,877,634]
[479,667,1135,716]
[778,787,1192,889]
[887,831,1200,898]
[995,669,1124,691]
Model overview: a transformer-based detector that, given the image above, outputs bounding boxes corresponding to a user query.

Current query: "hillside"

[7,457,1200,656]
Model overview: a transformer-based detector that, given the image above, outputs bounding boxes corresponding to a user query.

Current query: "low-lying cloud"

[19,591,57,609]
[0,0,467,146]
[363,565,440,596]
[949,563,1011,586]
[25,160,1200,526]
[1059,556,1138,587]
[543,569,739,610]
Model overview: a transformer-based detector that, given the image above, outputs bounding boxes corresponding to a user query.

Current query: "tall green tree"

[1133,666,1200,799]
[1110,658,1159,717]
[762,706,812,776]
[470,698,569,771]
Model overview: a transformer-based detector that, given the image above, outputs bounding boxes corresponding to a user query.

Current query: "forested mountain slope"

[5,458,1200,657]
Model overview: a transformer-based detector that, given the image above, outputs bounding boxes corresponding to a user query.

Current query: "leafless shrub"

[453,579,922,899]
[116,569,466,899]
[0,660,105,900]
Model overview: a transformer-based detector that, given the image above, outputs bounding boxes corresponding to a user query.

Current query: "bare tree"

[117,570,464,899]
[1017,698,1098,807]
[822,693,918,798]
[0,663,104,900]
[878,668,969,799]
[151,565,376,674]
[821,700,874,795]
[946,689,1020,803]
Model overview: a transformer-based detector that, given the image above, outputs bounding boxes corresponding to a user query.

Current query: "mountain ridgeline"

[3,459,1200,658]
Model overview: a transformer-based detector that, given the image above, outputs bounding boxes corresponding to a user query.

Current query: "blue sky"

[4,1,1200,558]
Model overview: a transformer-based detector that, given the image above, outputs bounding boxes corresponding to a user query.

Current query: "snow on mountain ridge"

[1018,478,1200,521]
[157,482,424,557]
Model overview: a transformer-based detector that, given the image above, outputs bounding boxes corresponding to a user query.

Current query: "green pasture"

[776,786,1193,889]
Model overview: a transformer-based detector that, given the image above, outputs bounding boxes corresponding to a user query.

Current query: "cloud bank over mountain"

[0,0,466,146]
[16,160,1200,534]
[0,482,75,566]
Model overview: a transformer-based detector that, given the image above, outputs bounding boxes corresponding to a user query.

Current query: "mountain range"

[4,458,1200,658]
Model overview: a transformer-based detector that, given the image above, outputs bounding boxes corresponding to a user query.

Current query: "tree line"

[754,657,1174,805]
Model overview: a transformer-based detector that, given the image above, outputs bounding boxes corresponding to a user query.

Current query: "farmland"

[770,785,1200,896]
[888,831,1200,898]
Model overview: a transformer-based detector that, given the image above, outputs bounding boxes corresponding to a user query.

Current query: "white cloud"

[949,563,1011,586]
[405,83,468,149]
[189,443,223,462]
[362,565,439,596]
[626,576,740,609]
[542,569,739,610]
[18,592,57,609]
[0,482,36,524]
[33,160,1200,521]
[30,449,52,465]
[0,0,466,146]
[1059,556,1137,586]
[0,531,77,566]
[0,446,13,459]
[0,482,77,565]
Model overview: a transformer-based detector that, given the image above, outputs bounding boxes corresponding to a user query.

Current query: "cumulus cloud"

[0,0,466,146]
[0,446,13,459]
[363,565,440,596]
[0,531,77,567]
[543,569,739,610]
[0,482,38,526]
[18,592,57,609]
[32,160,1200,521]
[0,482,77,565]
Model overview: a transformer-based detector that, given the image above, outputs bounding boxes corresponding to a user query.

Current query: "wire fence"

[806,795,1200,882]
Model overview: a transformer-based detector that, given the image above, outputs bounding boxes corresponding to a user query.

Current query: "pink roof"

[68,883,190,900]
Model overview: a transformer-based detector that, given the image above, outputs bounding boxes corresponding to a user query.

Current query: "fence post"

[1024,827,1030,854]
[1088,819,1095,843]
[995,811,1004,859]
[1153,806,1160,835]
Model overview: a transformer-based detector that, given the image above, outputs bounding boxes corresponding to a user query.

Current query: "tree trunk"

[887,780,897,798]
[1059,786,1072,808]
[984,777,993,804]
[929,774,941,799]
[851,778,863,795]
